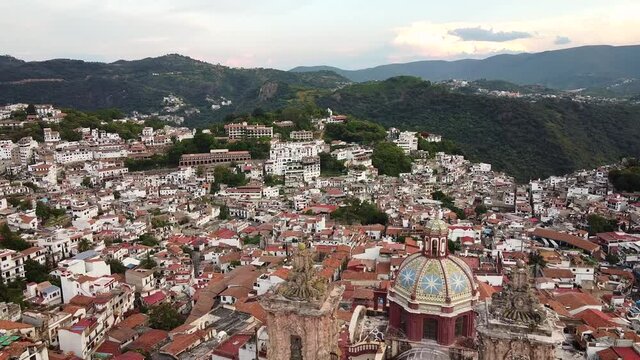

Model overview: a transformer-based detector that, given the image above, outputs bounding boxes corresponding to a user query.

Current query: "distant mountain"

[292,45,640,90]
[0,54,348,125]
[317,76,640,181]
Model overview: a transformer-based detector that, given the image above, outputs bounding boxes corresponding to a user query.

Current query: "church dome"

[425,218,449,237]
[391,252,477,312]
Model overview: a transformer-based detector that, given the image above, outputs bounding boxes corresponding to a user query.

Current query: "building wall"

[479,336,556,360]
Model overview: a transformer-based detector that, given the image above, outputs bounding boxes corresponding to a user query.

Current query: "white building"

[43,128,61,142]
[224,122,273,139]
[266,140,324,176]
[0,140,16,160]
[290,130,313,141]
[0,249,25,283]
[393,131,418,154]
[54,147,93,164]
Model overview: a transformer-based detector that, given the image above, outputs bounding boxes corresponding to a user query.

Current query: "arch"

[290,335,303,360]
[431,239,438,257]
[455,316,464,336]
[423,318,438,340]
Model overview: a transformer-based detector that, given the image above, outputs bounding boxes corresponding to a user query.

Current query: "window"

[455,316,465,336]
[290,335,303,360]
[423,318,438,340]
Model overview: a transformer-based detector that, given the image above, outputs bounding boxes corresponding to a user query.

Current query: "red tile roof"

[212,334,252,358]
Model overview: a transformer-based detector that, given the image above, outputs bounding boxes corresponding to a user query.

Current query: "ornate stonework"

[476,260,563,360]
[276,244,327,302]
[261,245,344,360]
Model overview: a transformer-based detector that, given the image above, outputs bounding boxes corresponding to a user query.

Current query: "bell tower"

[261,244,344,360]
[423,215,449,258]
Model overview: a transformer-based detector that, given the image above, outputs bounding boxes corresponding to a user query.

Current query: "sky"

[1,0,639,70]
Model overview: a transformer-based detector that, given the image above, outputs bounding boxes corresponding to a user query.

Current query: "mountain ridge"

[291,44,640,90]
[316,76,640,181]
[0,54,349,125]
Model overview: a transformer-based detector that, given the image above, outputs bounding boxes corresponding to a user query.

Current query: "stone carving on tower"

[261,244,344,360]
[277,244,327,301]
[489,259,546,326]
[476,260,563,360]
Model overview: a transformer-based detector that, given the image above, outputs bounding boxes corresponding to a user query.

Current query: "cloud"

[554,36,571,45]
[448,27,532,42]
[391,2,640,62]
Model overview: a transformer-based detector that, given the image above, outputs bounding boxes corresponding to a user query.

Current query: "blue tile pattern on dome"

[399,267,417,289]
[393,254,476,306]
[449,272,468,294]
[420,274,444,294]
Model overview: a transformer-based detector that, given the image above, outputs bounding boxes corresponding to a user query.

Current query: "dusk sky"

[2,0,639,69]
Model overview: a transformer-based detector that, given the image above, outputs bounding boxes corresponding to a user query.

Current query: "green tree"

[319,153,346,176]
[219,205,230,220]
[24,259,49,283]
[264,174,284,186]
[448,239,461,254]
[609,166,640,192]
[140,254,157,269]
[149,303,184,331]
[138,233,159,247]
[605,253,620,265]
[213,166,247,188]
[25,104,37,115]
[0,279,26,307]
[0,224,31,251]
[371,142,412,177]
[432,191,466,220]
[331,198,388,225]
[474,204,488,217]
[77,238,94,252]
[587,214,617,235]
[528,251,547,276]
[107,259,127,274]
[243,235,261,246]
[323,119,386,144]
[81,176,93,188]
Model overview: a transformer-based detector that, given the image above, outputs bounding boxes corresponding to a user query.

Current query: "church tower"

[261,244,344,360]
[476,260,563,360]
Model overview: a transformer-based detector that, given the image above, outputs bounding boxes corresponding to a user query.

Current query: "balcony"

[348,343,380,357]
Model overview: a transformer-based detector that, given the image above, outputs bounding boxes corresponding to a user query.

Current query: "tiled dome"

[392,252,477,310]
[425,218,449,237]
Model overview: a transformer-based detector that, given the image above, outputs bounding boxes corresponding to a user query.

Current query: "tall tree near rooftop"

[81,176,93,188]
[148,303,184,331]
[371,142,412,177]
[0,224,31,251]
[528,252,547,276]
[25,104,36,115]
[605,253,620,265]
[77,238,93,253]
[140,254,157,269]
[107,259,127,274]
[24,259,49,283]
[138,233,159,247]
[218,204,230,220]
[587,214,617,235]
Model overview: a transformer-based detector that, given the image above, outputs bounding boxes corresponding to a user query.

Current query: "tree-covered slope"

[317,77,640,181]
[292,45,640,90]
[0,54,348,125]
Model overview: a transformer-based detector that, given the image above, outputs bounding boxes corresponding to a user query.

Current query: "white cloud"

[390,2,640,61]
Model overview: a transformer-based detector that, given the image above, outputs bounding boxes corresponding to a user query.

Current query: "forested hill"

[317,76,640,181]
[0,54,348,125]
[292,45,640,90]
